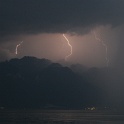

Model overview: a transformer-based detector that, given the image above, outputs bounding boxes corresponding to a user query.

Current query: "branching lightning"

[15,41,23,55]
[63,34,72,61]
[93,31,109,67]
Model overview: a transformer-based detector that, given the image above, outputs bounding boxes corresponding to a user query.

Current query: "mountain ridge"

[0,56,123,110]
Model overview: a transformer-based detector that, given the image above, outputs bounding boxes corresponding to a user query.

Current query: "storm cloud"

[0,0,124,36]
[0,0,124,67]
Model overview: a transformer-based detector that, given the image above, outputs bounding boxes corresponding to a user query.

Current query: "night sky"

[1,0,124,67]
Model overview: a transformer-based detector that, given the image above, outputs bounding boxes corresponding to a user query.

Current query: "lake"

[0,110,124,124]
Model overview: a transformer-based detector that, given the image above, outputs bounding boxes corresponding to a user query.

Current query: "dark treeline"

[0,56,124,110]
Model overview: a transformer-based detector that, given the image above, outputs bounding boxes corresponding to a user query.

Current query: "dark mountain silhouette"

[0,56,124,110]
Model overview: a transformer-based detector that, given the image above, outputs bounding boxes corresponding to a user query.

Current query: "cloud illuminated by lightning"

[63,34,72,61]
[93,31,109,67]
[15,41,23,55]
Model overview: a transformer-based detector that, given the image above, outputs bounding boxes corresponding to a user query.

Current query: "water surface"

[0,110,124,124]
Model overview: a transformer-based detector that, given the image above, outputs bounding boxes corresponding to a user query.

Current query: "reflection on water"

[0,110,124,124]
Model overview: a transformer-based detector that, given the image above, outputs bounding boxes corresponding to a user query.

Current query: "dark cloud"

[1,0,124,67]
[0,0,124,36]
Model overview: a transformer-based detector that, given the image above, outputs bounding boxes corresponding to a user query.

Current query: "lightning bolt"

[63,34,72,61]
[15,41,23,55]
[93,31,109,67]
